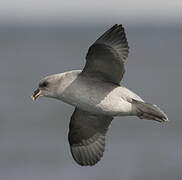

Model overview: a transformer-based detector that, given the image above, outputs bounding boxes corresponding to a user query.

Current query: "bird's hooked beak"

[31,89,42,101]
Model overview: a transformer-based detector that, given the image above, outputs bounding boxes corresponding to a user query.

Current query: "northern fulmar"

[32,24,168,166]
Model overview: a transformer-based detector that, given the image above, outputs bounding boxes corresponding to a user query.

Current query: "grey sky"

[0,0,182,24]
[0,24,181,179]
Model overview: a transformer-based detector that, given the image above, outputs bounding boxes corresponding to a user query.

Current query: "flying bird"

[32,24,168,166]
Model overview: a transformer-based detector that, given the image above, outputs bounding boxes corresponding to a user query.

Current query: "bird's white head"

[31,74,63,101]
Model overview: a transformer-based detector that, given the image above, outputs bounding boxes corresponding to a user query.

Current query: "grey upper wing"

[81,24,129,84]
[68,108,113,166]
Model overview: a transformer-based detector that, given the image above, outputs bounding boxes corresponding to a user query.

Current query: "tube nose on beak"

[31,89,41,101]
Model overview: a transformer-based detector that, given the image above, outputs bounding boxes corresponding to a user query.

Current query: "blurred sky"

[0,0,182,25]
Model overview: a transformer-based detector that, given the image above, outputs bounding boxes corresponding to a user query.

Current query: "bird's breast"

[58,77,138,116]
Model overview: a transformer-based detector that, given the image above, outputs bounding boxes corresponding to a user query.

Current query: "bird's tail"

[132,99,168,123]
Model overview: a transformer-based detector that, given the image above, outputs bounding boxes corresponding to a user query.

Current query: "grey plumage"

[68,108,112,166]
[82,24,129,84]
[133,99,168,122]
[32,24,168,166]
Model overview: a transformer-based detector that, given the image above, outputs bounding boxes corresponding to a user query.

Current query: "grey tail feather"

[132,99,169,123]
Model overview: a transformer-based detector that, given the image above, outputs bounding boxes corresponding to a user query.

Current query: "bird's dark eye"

[39,81,49,88]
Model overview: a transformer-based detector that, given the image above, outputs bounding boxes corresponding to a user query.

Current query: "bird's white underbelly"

[61,94,132,116]
[59,80,141,116]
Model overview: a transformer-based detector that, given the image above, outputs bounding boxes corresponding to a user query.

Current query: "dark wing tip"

[70,133,106,166]
[95,24,129,61]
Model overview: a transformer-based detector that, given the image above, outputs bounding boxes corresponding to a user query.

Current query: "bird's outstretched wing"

[81,24,129,84]
[68,108,113,166]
